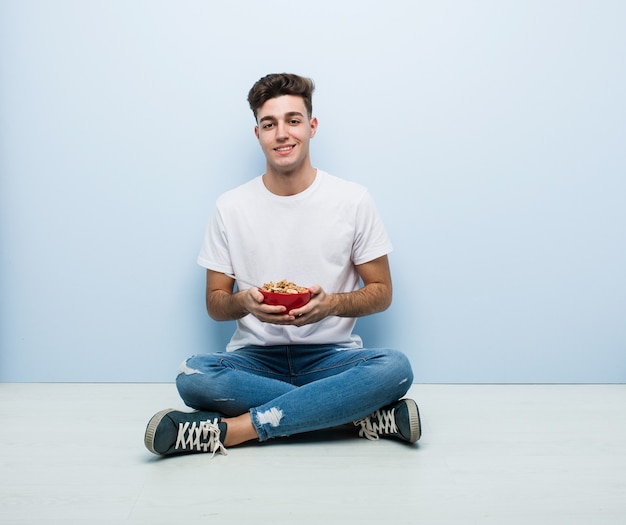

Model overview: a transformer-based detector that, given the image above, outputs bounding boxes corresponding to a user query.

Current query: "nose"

[276,121,289,140]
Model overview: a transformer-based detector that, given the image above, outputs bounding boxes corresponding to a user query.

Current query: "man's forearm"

[328,283,392,318]
[207,290,248,321]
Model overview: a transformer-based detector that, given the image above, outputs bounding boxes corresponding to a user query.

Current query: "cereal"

[262,279,308,294]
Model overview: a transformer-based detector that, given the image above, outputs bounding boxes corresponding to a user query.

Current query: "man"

[145,73,421,456]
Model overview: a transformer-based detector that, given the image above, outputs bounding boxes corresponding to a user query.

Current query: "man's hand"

[242,287,298,324]
[275,285,333,326]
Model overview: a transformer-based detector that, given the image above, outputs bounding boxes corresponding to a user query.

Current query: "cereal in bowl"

[261,280,308,294]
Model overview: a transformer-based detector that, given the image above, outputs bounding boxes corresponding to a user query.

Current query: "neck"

[263,165,317,196]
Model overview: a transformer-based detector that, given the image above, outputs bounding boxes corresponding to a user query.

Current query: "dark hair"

[247,73,315,120]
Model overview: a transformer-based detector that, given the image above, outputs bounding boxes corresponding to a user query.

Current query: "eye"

[262,122,274,129]
[289,119,301,125]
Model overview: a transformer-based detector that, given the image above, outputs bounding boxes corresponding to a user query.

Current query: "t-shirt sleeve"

[197,208,233,274]
[352,190,393,265]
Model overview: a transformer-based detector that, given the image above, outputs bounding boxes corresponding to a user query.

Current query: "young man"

[145,73,421,456]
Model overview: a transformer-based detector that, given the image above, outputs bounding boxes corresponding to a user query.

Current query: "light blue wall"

[1,1,624,382]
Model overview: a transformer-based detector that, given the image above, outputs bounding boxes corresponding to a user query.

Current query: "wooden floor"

[0,383,625,524]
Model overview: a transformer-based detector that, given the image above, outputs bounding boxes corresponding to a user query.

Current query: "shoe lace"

[175,418,228,457]
[354,407,398,441]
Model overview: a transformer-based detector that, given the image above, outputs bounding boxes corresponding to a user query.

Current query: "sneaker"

[354,398,421,443]
[144,409,228,457]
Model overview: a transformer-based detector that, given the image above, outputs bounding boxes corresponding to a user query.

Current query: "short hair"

[247,73,315,121]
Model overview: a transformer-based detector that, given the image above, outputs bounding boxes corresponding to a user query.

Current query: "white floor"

[0,383,625,524]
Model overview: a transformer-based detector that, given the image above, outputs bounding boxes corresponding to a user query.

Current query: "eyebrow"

[258,111,305,123]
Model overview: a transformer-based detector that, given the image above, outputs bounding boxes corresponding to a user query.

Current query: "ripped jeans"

[176,345,413,442]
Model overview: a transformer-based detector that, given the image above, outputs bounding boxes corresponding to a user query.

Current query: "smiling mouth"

[274,145,295,153]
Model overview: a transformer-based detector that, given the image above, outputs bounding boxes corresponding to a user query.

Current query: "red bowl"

[260,289,311,310]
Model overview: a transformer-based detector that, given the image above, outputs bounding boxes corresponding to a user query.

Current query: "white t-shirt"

[197,170,393,351]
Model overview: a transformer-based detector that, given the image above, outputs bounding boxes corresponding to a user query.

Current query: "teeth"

[275,146,293,152]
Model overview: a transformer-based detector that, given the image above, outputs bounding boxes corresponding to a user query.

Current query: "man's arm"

[205,269,293,322]
[287,255,393,326]
[326,254,393,317]
[205,270,247,321]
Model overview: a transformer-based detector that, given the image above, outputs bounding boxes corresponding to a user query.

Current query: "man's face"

[254,95,318,175]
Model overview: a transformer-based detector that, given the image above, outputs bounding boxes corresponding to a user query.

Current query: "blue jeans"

[176,345,413,441]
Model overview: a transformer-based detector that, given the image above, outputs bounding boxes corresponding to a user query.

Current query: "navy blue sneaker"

[354,399,421,443]
[145,409,228,457]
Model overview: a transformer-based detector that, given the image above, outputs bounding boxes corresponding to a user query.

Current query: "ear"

[309,117,318,138]
[254,125,260,139]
